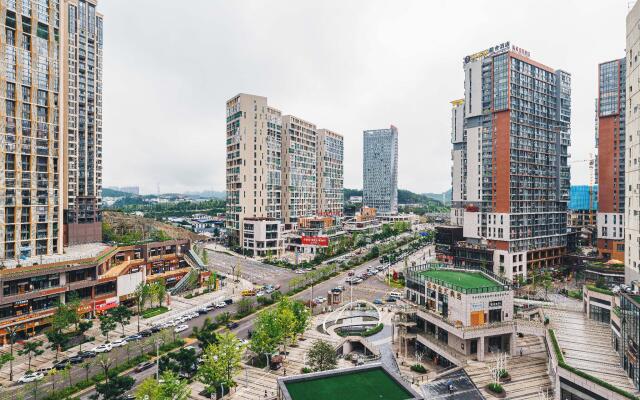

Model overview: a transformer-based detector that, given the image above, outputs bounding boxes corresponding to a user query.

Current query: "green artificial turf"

[420,269,501,291]
[284,368,413,400]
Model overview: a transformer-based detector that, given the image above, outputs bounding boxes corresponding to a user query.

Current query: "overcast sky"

[101,0,629,195]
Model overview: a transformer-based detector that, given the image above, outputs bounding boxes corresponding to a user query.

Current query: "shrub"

[301,367,312,374]
[487,383,504,393]
[499,369,509,379]
[142,306,169,319]
[410,364,427,373]
[362,323,384,337]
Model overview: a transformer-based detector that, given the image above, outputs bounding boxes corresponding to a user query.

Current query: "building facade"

[627,4,640,283]
[225,94,343,255]
[597,58,626,261]
[450,42,571,282]
[61,0,103,246]
[569,185,598,228]
[363,126,398,215]
[317,129,343,217]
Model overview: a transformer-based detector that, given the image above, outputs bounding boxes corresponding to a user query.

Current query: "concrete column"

[510,333,517,356]
[478,336,485,361]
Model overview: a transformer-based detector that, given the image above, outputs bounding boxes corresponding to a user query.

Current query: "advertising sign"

[301,236,329,247]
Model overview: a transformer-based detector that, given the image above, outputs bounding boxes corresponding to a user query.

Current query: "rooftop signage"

[464,42,531,64]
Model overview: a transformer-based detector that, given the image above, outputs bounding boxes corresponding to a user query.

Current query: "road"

[5,240,432,399]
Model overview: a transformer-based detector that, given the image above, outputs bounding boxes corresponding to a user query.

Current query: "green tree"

[45,330,68,361]
[110,305,133,337]
[249,310,282,366]
[160,347,198,377]
[155,280,168,308]
[134,282,151,332]
[206,273,216,292]
[215,312,232,325]
[81,359,92,382]
[276,299,297,357]
[99,314,117,342]
[18,340,44,371]
[236,298,254,317]
[291,301,311,339]
[136,371,190,400]
[0,353,14,375]
[198,332,244,394]
[91,374,134,400]
[307,340,337,371]
[201,248,209,265]
[192,317,219,349]
[77,319,93,351]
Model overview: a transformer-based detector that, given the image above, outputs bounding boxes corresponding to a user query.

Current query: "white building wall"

[627,4,640,282]
[464,59,483,118]
[597,212,625,240]
[466,126,482,203]
[463,212,481,239]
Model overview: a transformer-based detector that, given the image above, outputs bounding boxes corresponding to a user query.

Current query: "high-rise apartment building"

[626,5,640,282]
[363,126,398,215]
[317,129,343,217]
[282,115,317,226]
[61,0,103,245]
[596,58,626,261]
[0,0,103,261]
[450,42,571,282]
[225,93,343,255]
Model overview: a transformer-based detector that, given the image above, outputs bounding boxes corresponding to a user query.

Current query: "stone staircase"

[465,335,554,399]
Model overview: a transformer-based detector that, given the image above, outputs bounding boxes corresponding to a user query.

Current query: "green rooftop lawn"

[284,368,414,400]
[420,269,501,290]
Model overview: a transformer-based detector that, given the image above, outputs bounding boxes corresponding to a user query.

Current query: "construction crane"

[569,153,596,221]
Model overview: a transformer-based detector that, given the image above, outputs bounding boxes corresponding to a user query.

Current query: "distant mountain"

[343,188,446,206]
[103,188,137,198]
[183,190,226,200]
[423,189,451,205]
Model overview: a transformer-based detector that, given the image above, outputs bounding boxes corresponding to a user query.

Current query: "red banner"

[301,236,329,247]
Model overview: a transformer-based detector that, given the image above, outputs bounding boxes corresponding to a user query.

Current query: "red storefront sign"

[95,298,119,312]
[301,236,329,247]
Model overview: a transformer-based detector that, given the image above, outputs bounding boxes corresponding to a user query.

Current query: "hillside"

[103,210,206,243]
[343,188,447,206]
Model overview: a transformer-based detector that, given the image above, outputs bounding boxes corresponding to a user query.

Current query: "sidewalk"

[0,277,254,383]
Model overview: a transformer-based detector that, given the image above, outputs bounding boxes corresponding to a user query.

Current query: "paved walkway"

[546,308,637,394]
[465,334,554,399]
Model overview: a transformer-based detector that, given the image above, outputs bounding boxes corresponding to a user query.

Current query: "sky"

[101,0,630,195]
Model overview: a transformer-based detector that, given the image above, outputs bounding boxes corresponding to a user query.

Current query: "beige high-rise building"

[317,128,343,217]
[626,3,640,283]
[281,115,317,226]
[61,0,103,246]
[225,93,343,256]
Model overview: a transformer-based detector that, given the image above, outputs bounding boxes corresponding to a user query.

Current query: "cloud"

[101,0,626,194]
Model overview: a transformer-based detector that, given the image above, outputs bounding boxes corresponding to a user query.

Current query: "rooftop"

[278,364,422,400]
[416,267,508,294]
[3,242,111,269]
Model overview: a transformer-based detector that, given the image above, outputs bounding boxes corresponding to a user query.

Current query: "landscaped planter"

[486,383,506,398]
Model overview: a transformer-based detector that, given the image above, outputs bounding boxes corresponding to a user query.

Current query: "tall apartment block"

[362,126,398,215]
[317,129,343,217]
[282,115,317,226]
[626,6,640,283]
[450,42,571,282]
[596,58,626,261]
[62,0,103,246]
[225,93,343,256]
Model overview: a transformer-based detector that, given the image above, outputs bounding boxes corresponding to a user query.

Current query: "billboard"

[301,236,329,247]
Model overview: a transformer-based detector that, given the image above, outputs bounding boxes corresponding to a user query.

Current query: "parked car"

[92,343,113,353]
[139,330,153,337]
[125,334,143,342]
[373,298,383,305]
[134,361,155,373]
[18,372,44,384]
[149,325,162,333]
[174,324,189,333]
[77,350,96,359]
[389,291,402,299]
[224,298,233,305]
[53,359,71,370]
[256,291,265,297]
[385,297,397,303]
[215,302,227,308]
[111,338,128,348]
[69,355,84,364]
[226,322,239,330]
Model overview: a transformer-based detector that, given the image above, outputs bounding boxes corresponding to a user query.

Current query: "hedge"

[548,329,639,400]
[142,306,169,319]
[362,323,384,337]
[586,285,614,296]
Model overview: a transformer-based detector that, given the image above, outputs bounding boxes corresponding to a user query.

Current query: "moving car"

[224,298,233,305]
[226,322,239,330]
[389,291,402,299]
[139,330,153,337]
[92,343,113,353]
[18,372,44,384]
[373,298,383,305]
[174,324,189,333]
[215,302,227,308]
[134,361,155,373]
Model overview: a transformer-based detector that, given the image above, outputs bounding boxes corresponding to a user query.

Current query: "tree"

[96,354,113,384]
[110,305,133,337]
[99,314,117,342]
[18,340,44,371]
[160,347,197,377]
[0,353,14,377]
[276,298,297,356]
[307,340,337,372]
[236,298,254,317]
[45,330,69,361]
[215,312,232,325]
[206,273,216,292]
[136,371,190,400]
[249,310,282,366]
[78,319,93,351]
[201,248,209,265]
[65,292,82,332]
[47,368,59,393]
[6,324,18,381]
[192,317,219,349]
[134,282,151,332]
[155,280,168,308]
[81,359,92,382]
[542,272,554,300]
[91,374,134,400]
[198,332,244,394]
[291,301,311,340]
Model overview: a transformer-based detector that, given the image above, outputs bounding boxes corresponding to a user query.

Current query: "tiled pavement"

[546,308,637,394]
[465,335,554,399]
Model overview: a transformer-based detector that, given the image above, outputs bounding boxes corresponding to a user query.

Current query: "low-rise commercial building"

[242,218,284,257]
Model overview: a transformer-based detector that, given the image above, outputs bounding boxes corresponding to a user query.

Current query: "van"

[241,289,256,297]
[389,291,402,299]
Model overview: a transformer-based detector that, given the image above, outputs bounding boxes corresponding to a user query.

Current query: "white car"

[256,291,265,297]
[18,372,44,384]
[215,302,226,308]
[189,312,200,318]
[174,324,189,333]
[111,338,128,348]
[92,343,113,353]
[389,291,402,299]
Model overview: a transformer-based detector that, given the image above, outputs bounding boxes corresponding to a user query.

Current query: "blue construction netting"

[569,185,598,211]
